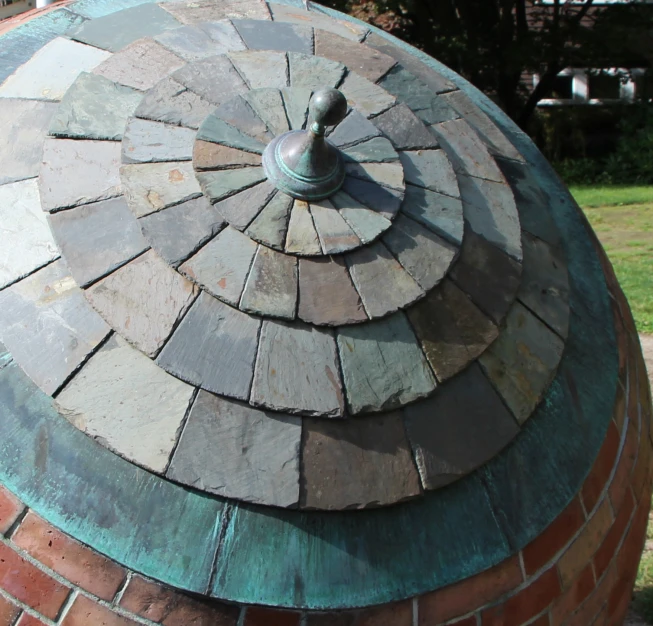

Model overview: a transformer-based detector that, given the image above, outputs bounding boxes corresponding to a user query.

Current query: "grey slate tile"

[155,23,244,61]
[404,363,519,490]
[341,177,403,219]
[212,180,277,230]
[214,94,273,144]
[287,52,345,90]
[0,99,56,186]
[298,256,367,326]
[139,196,225,266]
[197,167,267,204]
[160,0,271,25]
[39,138,122,212]
[251,320,344,417]
[198,20,248,51]
[173,54,248,106]
[345,241,424,318]
[401,185,464,245]
[339,71,396,117]
[285,200,321,255]
[282,87,313,130]
[330,190,392,243]
[242,88,290,137]
[168,392,301,507]
[70,3,181,52]
[48,196,148,287]
[179,226,257,306]
[328,110,381,148]
[121,161,201,218]
[345,162,404,191]
[0,260,110,395]
[399,149,459,197]
[232,19,313,54]
[246,192,294,249]
[122,118,196,163]
[229,50,288,89]
[341,137,398,163]
[157,291,260,400]
[301,412,421,509]
[373,103,440,150]
[240,245,298,319]
[57,335,193,473]
[337,312,436,414]
[310,199,361,254]
[196,111,267,153]
[86,250,198,357]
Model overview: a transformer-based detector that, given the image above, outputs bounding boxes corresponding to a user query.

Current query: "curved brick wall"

[0,241,651,626]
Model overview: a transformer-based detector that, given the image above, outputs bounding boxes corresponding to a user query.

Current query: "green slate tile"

[70,3,181,52]
[122,118,196,163]
[288,52,346,90]
[242,88,290,137]
[230,50,288,89]
[214,94,273,144]
[282,87,313,130]
[49,72,142,141]
[401,185,464,245]
[372,103,440,150]
[399,149,459,197]
[341,137,397,163]
[344,162,404,191]
[310,199,361,254]
[332,191,392,244]
[337,312,436,415]
[173,55,248,107]
[197,167,267,204]
[155,23,245,61]
[339,72,396,118]
[341,177,403,219]
[196,112,267,154]
[232,19,313,54]
[328,110,382,148]
[246,191,294,249]
[213,180,277,231]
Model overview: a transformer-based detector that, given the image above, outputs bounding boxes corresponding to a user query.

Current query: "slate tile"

[229,50,288,89]
[157,291,260,400]
[404,363,519,490]
[345,241,424,318]
[315,30,396,82]
[287,52,345,90]
[39,138,122,212]
[0,37,110,101]
[310,199,361,254]
[48,196,148,287]
[122,118,195,164]
[134,77,211,130]
[0,99,56,185]
[251,320,344,417]
[339,72,396,117]
[168,392,301,507]
[328,110,381,148]
[331,191,392,244]
[0,260,110,395]
[214,95,273,144]
[406,279,499,382]
[337,312,436,414]
[139,196,225,266]
[197,167,267,204]
[382,213,457,291]
[479,302,564,423]
[458,175,522,261]
[449,228,521,325]
[372,103,440,151]
[0,179,59,290]
[341,137,397,163]
[94,39,185,91]
[240,245,297,319]
[282,87,313,130]
[377,65,459,125]
[70,4,181,52]
[301,412,421,509]
[193,140,261,170]
[213,180,277,230]
[246,191,294,249]
[399,149,459,198]
[430,118,504,183]
[285,200,321,255]
[57,335,193,473]
[197,113,267,154]
[173,55,247,106]
[345,162,404,191]
[86,250,197,357]
[298,256,366,326]
[155,23,243,62]
[341,177,403,219]
[179,226,257,305]
[160,0,271,24]
[232,19,313,54]
[48,73,141,142]
[269,3,367,42]
[401,184,464,245]
[242,88,290,136]
[518,233,570,338]
[121,161,201,218]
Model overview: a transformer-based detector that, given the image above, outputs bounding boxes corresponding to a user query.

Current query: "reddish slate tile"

[0,595,20,626]
[15,613,48,626]
[631,425,652,500]
[0,542,70,620]
[355,601,412,626]
[305,612,356,626]
[62,595,138,626]
[244,607,300,626]
[522,496,585,576]
[481,567,561,626]
[581,421,620,514]
[12,512,126,601]
[564,563,617,626]
[594,488,636,579]
[447,617,477,626]
[550,563,595,623]
[419,556,522,624]
[0,486,23,535]
[609,421,639,512]
[527,614,550,626]
[120,575,239,625]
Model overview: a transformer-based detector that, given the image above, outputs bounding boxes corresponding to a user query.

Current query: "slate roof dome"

[0,1,651,625]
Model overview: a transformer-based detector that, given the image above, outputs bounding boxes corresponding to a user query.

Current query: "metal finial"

[262,88,348,202]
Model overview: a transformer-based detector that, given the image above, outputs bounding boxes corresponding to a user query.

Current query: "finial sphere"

[309,88,348,128]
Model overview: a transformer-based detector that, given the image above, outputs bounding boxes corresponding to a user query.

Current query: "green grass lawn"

[570,185,653,334]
